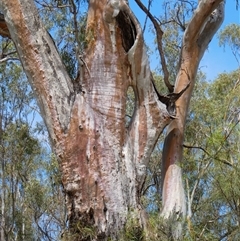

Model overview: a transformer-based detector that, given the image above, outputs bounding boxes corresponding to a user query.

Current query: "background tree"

[219,23,240,66]
[0,0,227,240]
[0,38,65,241]
[183,70,240,240]
[181,23,240,240]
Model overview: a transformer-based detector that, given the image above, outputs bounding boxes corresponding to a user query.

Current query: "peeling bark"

[1,0,170,239]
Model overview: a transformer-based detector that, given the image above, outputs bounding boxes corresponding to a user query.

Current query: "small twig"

[142,182,155,196]
[176,4,186,31]
[142,0,152,33]
[183,144,234,167]
[186,179,192,219]
[0,56,19,63]
[3,50,17,56]
[78,54,91,78]
[35,0,71,9]
[69,0,91,79]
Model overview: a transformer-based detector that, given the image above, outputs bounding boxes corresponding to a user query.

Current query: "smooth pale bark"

[161,1,225,239]
[1,0,170,239]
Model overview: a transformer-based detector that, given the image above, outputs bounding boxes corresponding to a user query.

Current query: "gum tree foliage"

[219,23,240,65]
[181,24,240,240]
[0,0,226,240]
[183,70,240,240]
[0,40,65,240]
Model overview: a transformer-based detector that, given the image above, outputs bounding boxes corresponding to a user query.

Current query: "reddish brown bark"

[0,0,170,239]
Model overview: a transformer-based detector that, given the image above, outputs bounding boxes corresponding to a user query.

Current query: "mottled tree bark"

[0,0,170,239]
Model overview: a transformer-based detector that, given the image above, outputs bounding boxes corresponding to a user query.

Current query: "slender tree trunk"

[161,1,225,239]
[0,173,5,241]
[0,115,5,241]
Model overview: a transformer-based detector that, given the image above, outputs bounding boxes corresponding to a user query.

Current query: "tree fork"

[1,0,170,239]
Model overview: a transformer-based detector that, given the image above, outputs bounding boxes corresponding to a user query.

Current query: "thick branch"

[184,0,224,49]
[123,1,170,157]
[198,1,225,52]
[1,0,74,148]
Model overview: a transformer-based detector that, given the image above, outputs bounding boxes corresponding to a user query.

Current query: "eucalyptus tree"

[182,69,240,240]
[0,56,35,241]
[0,0,225,240]
[0,38,65,240]
[219,23,240,65]
[181,24,240,239]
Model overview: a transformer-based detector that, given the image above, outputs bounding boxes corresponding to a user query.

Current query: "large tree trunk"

[0,0,170,239]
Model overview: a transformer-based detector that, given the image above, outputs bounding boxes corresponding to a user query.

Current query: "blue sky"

[129,1,240,81]
[201,1,240,80]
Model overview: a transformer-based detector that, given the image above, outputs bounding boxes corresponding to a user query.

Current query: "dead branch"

[135,0,174,93]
